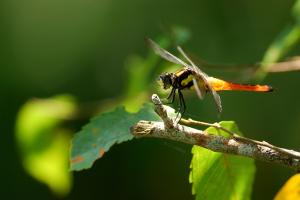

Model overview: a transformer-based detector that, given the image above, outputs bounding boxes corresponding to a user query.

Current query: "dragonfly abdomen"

[223,83,273,92]
[208,77,273,92]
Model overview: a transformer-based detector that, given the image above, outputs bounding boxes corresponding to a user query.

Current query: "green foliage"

[70,28,191,171]
[292,0,300,23]
[15,95,76,196]
[70,103,159,171]
[190,121,256,200]
[254,0,300,81]
[255,24,300,81]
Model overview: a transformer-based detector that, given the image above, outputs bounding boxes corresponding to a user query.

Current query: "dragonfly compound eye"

[159,73,173,89]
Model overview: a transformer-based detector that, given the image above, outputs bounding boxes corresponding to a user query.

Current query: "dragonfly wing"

[146,38,190,67]
[199,73,222,113]
[177,46,212,90]
[193,73,222,113]
[192,78,205,99]
[177,46,207,74]
[210,87,222,113]
[177,46,223,113]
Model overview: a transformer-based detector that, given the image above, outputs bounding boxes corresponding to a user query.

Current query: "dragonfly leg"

[175,90,186,122]
[166,88,176,104]
[178,90,186,117]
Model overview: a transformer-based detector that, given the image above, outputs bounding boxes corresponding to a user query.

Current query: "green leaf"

[189,121,256,200]
[70,103,159,171]
[15,95,76,196]
[292,0,300,23]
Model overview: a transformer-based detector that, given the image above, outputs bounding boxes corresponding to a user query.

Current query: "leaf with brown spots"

[189,121,256,200]
[70,103,159,171]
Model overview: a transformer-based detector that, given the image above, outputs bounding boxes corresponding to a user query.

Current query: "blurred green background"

[1,0,300,199]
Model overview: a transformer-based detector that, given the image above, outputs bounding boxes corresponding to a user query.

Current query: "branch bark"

[130,94,300,171]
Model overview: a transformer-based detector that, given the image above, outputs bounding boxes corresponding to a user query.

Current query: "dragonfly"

[146,38,273,117]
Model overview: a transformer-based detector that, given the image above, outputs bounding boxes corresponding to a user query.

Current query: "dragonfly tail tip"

[267,85,274,92]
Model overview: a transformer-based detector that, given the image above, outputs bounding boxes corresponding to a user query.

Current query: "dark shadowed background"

[1,0,299,199]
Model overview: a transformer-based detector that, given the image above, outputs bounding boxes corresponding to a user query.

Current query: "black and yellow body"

[147,37,273,118]
[159,68,197,90]
[159,67,273,117]
[159,67,201,116]
[174,68,195,90]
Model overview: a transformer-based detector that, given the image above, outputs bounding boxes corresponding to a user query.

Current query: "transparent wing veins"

[145,38,190,68]
[147,38,222,113]
[177,46,222,113]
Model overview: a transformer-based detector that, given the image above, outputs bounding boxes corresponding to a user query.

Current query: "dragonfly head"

[158,72,174,90]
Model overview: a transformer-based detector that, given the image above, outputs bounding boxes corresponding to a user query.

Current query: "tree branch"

[130,94,300,171]
[265,56,300,72]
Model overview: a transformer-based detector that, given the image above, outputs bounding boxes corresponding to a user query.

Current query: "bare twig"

[265,57,300,72]
[179,118,236,135]
[130,94,300,171]
[189,53,300,74]
[151,94,174,129]
[180,118,300,158]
